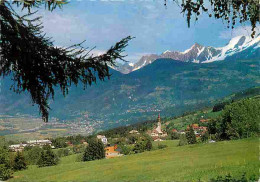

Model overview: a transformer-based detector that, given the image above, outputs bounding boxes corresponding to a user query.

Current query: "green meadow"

[10,138,258,182]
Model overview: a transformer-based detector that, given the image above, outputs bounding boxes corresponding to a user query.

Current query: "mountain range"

[114,35,260,74]
[0,35,259,132]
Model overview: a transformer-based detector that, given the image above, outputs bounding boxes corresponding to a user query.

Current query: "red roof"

[200,119,209,123]
[172,129,178,132]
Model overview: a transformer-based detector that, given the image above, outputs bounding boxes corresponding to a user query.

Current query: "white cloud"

[219,25,260,39]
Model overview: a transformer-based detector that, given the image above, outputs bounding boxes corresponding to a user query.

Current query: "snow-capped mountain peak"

[114,35,259,74]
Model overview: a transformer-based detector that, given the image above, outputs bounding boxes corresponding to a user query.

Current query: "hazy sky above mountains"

[35,0,259,63]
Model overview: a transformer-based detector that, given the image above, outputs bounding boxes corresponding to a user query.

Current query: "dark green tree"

[201,131,209,143]
[51,137,68,148]
[13,151,27,171]
[0,147,13,180]
[133,141,145,153]
[73,144,86,154]
[0,137,7,148]
[207,119,217,135]
[216,98,260,140]
[56,148,70,157]
[168,131,180,140]
[128,135,139,144]
[158,143,167,149]
[186,126,197,144]
[82,139,105,161]
[133,136,153,153]
[24,146,43,165]
[145,139,153,151]
[37,146,59,167]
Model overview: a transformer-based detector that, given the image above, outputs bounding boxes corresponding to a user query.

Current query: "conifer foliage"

[166,0,259,38]
[13,151,27,171]
[0,1,132,122]
[186,126,197,144]
[37,146,59,167]
[82,139,105,161]
[0,147,13,181]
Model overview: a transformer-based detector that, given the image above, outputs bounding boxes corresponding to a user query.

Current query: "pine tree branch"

[0,2,133,122]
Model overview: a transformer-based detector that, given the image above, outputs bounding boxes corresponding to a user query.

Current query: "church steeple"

[155,113,162,134]
[157,113,161,123]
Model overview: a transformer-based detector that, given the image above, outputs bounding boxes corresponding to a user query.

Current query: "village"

[8,113,210,159]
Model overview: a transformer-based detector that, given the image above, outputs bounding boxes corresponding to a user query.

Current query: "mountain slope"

[1,57,259,131]
[117,35,260,73]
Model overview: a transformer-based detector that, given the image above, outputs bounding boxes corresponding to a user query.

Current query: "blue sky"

[35,0,258,63]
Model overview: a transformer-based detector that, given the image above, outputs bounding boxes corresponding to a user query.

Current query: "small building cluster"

[9,140,53,152]
[187,124,208,137]
[96,135,123,159]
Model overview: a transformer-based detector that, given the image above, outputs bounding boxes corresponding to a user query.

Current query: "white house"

[97,135,108,145]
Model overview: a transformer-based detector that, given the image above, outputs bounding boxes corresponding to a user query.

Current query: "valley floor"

[10,138,258,182]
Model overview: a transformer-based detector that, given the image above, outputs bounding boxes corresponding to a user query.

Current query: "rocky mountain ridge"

[114,35,260,74]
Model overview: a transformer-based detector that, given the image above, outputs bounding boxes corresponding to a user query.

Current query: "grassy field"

[10,138,259,182]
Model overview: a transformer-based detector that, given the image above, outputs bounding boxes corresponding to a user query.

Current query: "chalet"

[97,135,108,145]
[105,145,123,159]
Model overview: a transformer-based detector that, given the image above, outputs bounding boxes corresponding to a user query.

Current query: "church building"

[150,113,167,140]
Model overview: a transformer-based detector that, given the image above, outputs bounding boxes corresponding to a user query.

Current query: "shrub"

[56,148,70,157]
[158,144,167,149]
[209,173,257,182]
[119,145,132,155]
[170,132,180,140]
[178,134,188,146]
[82,139,105,161]
[73,144,86,154]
